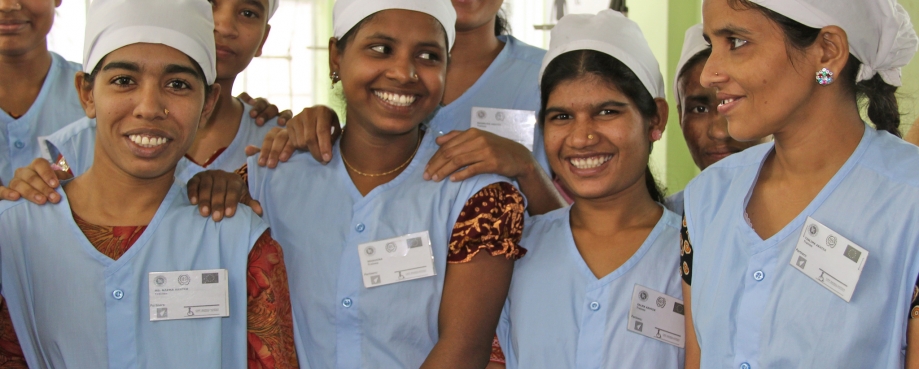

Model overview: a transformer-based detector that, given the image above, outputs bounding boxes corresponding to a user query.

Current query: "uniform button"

[740,362,751,369]
[589,301,600,311]
[112,290,124,300]
[753,270,765,281]
[342,298,353,308]
[13,140,24,149]
[355,223,365,233]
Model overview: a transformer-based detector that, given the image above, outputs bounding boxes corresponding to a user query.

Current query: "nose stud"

[411,73,419,81]
[588,134,594,140]
[164,109,169,117]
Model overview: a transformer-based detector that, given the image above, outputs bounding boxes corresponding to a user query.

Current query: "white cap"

[267,0,279,20]
[540,9,666,99]
[333,0,456,50]
[751,0,918,86]
[83,0,217,84]
[673,24,709,103]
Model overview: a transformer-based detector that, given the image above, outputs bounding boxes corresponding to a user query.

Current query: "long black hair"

[539,50,666,203]
[728,0,903,137]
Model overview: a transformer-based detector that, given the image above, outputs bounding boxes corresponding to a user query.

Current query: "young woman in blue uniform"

[0,0,297,366]
[681,0,919,367]
[245,0,566,217]
[191,0,526,367]
[496,10,683,369]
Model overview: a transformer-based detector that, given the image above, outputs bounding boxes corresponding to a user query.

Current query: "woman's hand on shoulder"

[251,105,342,167]
[187,169,261,221]
[424,129,537,182]
[238,92,293,126]
[0,158,70,204]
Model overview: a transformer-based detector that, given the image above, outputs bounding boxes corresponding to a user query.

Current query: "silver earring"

[816,68,834,86]
[330,72,340,89]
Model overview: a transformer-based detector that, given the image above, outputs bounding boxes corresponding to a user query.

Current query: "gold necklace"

[341,131,422,177]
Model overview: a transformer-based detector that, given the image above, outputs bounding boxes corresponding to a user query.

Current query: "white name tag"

[627,284,686,348]
[149,269,229,321]
[790,217,868,302]
[470,107,537,152]
[358,231,436,288]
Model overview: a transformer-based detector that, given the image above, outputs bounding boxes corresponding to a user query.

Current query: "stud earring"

[651,129,662,142]
[330,72,340,89]
[816,68,834,86]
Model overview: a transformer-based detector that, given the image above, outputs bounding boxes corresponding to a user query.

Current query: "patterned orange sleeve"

[0,299,27,368]
[490,334,506,364]
[447,182,526,264]
[247,231,299,369]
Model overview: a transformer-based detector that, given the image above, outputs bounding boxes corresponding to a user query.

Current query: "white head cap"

[750,0,918,86]
[83,0,217,84]
[333,0,457,50]
[540,9,666,99]
[266,0,279,20]
[673,24,709,103]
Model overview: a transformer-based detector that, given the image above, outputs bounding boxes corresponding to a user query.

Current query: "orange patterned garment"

[447,182,526,263]
[0,216,298,368]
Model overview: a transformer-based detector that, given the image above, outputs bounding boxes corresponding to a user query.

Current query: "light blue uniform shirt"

[248,132,514,369]
[497,206,684,369]
[44,101,279,181]
[0,180,267,368]
[426,35,550,174]
[0,52,83,185]
[683,126,919,369]
[665,190,684,215]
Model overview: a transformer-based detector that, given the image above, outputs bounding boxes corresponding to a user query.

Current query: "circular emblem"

[808,224,818,236]
[364,246,375,256]
[826,235,837,248]
[495,112,505,121]
[154,276,167,286]
[656,296,666,308]
[476,110,486,119]
[385,242,397,253]
[639,290,648,301]
[178,274,191,286]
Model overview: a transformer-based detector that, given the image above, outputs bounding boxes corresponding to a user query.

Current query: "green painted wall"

[900,0,919,133]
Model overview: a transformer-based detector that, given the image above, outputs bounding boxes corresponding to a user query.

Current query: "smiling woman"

[0,0,298,367]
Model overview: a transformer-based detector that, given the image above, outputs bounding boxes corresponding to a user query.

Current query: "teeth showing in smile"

[374,91,416,107]
[719,98,736,106]
[129,134,168,148]
[569,155,612,170]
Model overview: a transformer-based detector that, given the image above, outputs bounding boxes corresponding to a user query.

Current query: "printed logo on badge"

[634,321,643,332]
[407,237,423,248]
[365,246,376,256]
[796,256,807,269]
[178,274,191,285]
[656,297,666,308]
[826,235,837,248]
[371,275,381,285]
[476,110,486,119]
[157,308,168,318]
[808,224,819,236]
[673,303,685,315]
[495,112,505,121]
[202,273,219,284]
[385,242,397,253]
[639,290,648,301]
[154,276,166,286]
[844,245,862,263]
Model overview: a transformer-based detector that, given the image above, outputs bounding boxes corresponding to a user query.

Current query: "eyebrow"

[544,100,629,115]
[102,61,140,72]
[243,0,266,12]
[365,32,445,50]
[164,64,201,78]
[685,95,713,105]
[711,24,754,38]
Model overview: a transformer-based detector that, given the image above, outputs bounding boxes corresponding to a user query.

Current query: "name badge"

[149,269,229,321]
[790,217,868,302]
[628,284,686,348]
[470,107,537,151]
[358,231,436,288]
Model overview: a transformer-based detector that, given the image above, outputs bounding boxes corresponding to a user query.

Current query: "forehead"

[548,75,629,106]
[353,9,447,47]
[101,43,196,70]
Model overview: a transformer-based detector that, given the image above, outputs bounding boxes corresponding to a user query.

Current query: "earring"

[651,129,662,141]
[816,68,834,86]
[330,72,340,89]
